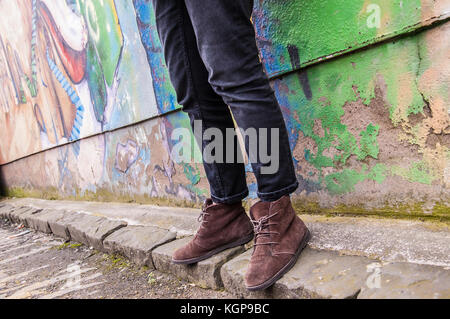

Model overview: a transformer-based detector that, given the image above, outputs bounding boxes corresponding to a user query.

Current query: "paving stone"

[303,215,450,268]
[358,262,450,299]
[66,213,127,251]
[47,211,80,240]
[0,204,14,219]
[0,205,18,221]
[219,249,270,299]
[4,206,27,223]
[25,209,67,234]
[103,225,177,268]
[8,206,43,226]
[221,247,374,299]
[2,198,200,238]
[152,236,246,289]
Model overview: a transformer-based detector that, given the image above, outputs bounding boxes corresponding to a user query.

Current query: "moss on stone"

[4,186,448,224]
[54,242,83,250]
[292,198,450,224]
[5,187,60,201]
[3,186,202,209]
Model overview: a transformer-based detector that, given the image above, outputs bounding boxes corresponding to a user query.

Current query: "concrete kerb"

[358,261,450,298]
[221,247,375,299]
[25,208,66,234]
[0,203,14,219]
[64,213,127,251]
[103,225,177,268]
[1,203,176,269]
[6,198,449,266]
[10,206,43,226]
[152,236,248,290]
[47,210,81,241]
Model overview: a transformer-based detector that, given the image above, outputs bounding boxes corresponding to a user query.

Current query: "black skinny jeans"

[152,0,298,203]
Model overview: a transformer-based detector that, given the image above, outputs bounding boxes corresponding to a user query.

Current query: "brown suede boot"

[172,199,254,264]
[245,195,310,291]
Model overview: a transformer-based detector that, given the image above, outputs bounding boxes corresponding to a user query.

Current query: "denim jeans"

[152,0,298,203]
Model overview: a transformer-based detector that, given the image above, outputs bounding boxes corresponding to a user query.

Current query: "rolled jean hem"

[211,188,249,204]
[257,180,299,202]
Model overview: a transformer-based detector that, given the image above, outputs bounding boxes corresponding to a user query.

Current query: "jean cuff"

[257,180,299,202]
[210,188,249,204]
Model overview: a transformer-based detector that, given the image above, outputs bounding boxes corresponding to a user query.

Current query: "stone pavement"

[0,218,233,299]
[1,198,449,299]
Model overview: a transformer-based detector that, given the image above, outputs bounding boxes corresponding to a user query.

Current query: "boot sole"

[246,228,311,291]
[171,232,254,265]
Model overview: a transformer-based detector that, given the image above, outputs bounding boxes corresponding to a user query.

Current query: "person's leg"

[152,0,248,204]
[183,0,298,202]
[151,0,253,264]
[182,0,309,291]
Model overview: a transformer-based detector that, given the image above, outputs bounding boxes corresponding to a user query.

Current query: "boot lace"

[251,211,280,247]
[197,201,211,228]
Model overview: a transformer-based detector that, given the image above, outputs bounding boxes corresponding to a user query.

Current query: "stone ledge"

[152,236,246,290]
[65,213,127,251]
[103,225,177,268]
[221,246,450,299]
[25,209,66,234]
[221,247,374,299]
[358,262,450,299]
[47,210,80,240]
[0,204,14,219]
[1,198,200,238]
[10,206,43,226]
[6,197,449,268]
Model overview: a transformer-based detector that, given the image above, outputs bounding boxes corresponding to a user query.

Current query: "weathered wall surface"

[0,0,449,218]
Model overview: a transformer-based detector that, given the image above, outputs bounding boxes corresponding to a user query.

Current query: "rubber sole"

[171,232,254,265]
[246,228,311,291]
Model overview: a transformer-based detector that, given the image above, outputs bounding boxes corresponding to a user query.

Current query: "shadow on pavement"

[0,167,7,197]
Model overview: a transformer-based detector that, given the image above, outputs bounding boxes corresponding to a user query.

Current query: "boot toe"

[245,255,284,289]
[172,240,200,262]
[172,245,190,262]
[245,256,288,290]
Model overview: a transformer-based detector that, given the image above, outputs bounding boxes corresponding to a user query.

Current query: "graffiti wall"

[0,0,178,164]
[0,0,449,217]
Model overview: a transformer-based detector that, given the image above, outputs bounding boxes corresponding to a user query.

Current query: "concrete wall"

[0,0,449,218]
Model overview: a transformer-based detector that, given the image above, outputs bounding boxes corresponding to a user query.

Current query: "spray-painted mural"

[0,0,449,217]
[0,0,174,163]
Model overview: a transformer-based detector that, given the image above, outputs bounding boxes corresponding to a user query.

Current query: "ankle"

[211,199,242,206]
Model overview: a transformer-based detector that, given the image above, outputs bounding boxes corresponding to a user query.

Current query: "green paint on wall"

[85,39,107,123]
[391,160,437,185]
[277,24,434,194]
[324,163,387,195]
[76,0,123,86]
[358,123,380,160]
[259,0,425,76]
[183,163,201,186]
